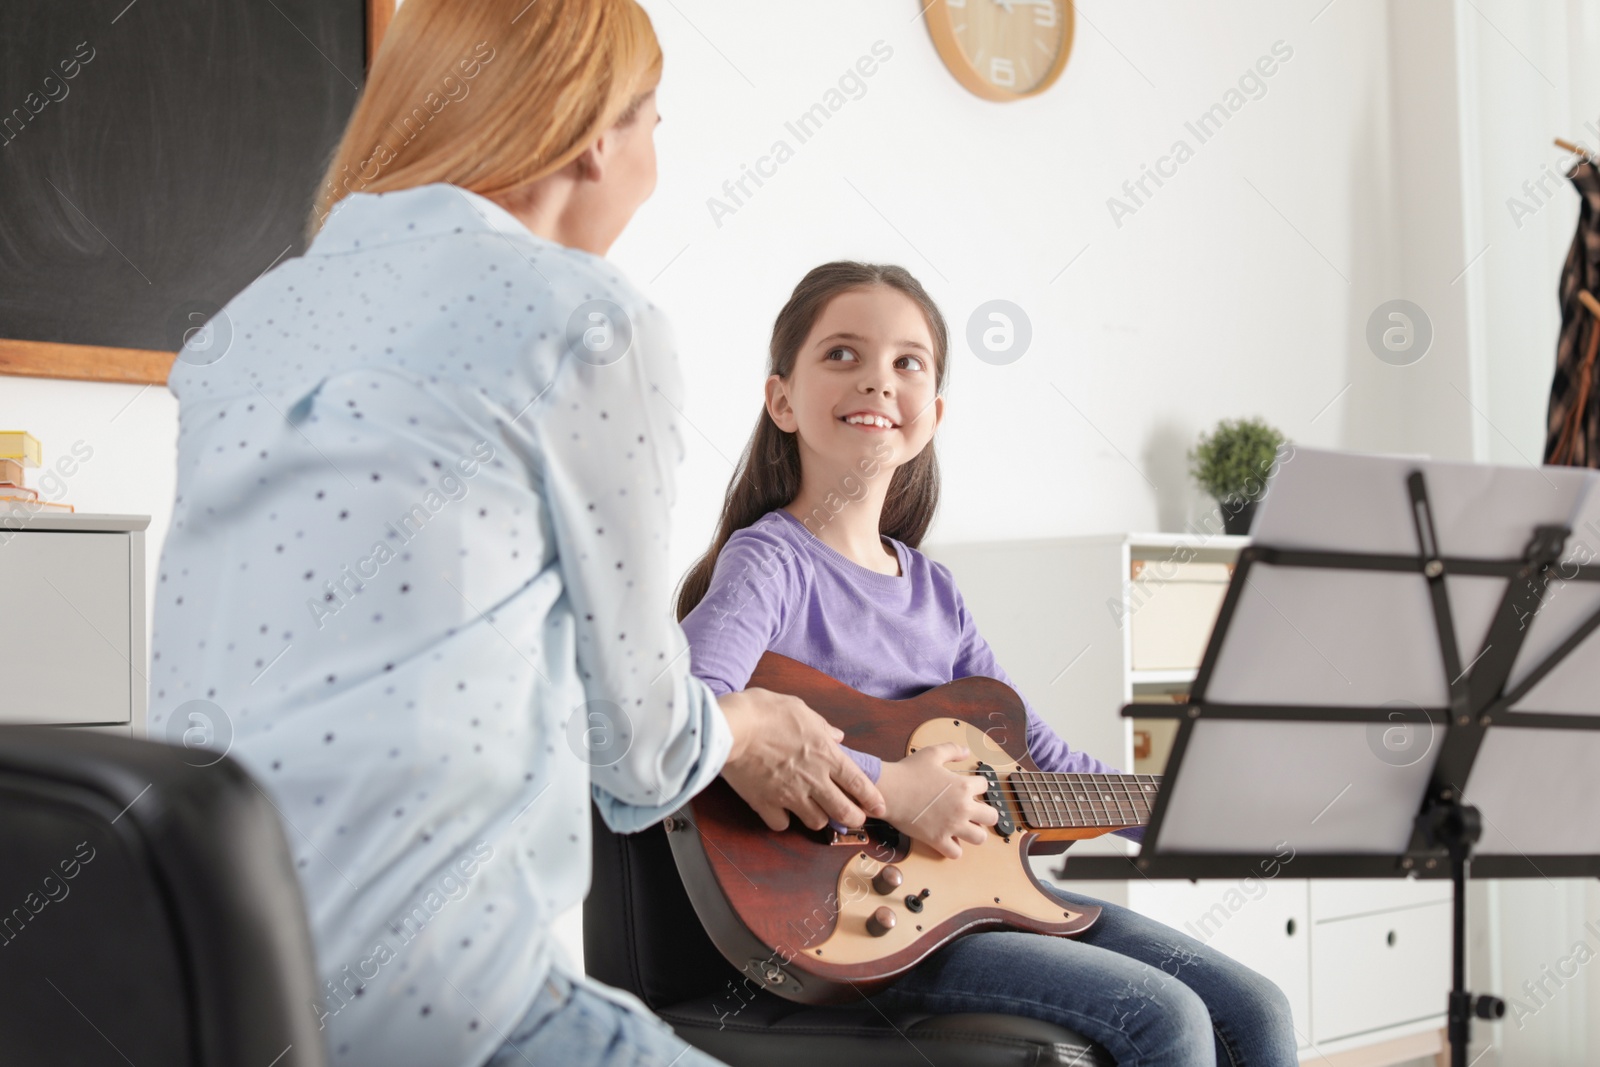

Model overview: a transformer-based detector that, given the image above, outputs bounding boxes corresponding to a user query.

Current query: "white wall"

[623,0,1402,563]
[1,0,1416,628]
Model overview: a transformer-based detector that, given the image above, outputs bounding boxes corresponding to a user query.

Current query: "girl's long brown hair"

[676,262,950,621]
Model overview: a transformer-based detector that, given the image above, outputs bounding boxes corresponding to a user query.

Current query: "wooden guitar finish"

[664,652,1159,1005]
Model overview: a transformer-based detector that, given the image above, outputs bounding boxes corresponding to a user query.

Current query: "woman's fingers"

[750,800,790,832]
[813,779,866,830]
[791,796,829,832]
[831,751,886,820]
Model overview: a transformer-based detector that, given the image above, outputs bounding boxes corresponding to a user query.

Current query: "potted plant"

[1188,417,1288,535]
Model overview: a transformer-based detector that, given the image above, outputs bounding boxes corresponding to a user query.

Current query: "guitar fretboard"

[1010,771,1162,830]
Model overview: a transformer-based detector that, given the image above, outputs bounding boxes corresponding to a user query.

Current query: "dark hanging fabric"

[1546,159,1600,467]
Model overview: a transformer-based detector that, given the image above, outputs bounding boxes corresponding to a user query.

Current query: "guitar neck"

[1008,770,1162,831]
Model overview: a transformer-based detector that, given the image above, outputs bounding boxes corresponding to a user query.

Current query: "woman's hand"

[718,688,887,832]
[876,743,998,859]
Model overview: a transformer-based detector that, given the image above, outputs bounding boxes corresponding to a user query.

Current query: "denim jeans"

[485,972,729,1067]
[870,885,1300,1066]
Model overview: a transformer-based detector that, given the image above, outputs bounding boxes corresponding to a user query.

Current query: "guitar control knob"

[866,906,896,938]
[872,865,904,895]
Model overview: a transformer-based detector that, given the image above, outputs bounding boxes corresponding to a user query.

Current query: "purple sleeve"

[679,528,801,697]
[945,570,1144,843]
[680,527,880,781]
[842,747,882,783]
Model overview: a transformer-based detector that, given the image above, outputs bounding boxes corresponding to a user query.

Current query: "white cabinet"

[926,532,1449,1063]
[1127,878,1312,1039]
[1311,877,1452,923]
[1310,901,1451,1042]
[0,513,149,733]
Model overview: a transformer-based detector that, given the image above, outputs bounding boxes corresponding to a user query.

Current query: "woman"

[149,2,879,1066]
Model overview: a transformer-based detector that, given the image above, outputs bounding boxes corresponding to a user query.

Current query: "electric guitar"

[664,652,1160,1005]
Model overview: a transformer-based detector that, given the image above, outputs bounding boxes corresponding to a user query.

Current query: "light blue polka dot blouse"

[150,183,731,1065]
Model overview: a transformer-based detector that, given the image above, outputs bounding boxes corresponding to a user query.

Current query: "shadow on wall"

[1142,418,1202,533]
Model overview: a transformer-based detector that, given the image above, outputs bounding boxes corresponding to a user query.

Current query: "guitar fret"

[1043,772,1063,830]
[1006,771,1163,831]
[1050,772,1070,828]
[1017,772,1036,828]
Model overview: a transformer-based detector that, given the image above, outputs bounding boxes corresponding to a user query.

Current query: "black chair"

[0,726,328,1067]
[584,805,1116,1066]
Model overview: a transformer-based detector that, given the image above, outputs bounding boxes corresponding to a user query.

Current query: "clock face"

[927,0,1074,101]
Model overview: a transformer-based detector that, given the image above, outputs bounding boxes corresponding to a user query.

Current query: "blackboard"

[0,0,370,381]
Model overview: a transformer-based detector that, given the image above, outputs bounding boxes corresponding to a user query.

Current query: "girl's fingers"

[923,742,968,764]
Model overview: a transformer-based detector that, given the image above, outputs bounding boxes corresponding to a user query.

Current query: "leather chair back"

[0,726,327,1067]
[583,803,746,1010]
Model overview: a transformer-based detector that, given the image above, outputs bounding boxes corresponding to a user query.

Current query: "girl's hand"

[876,743,998,859]
[718,687,887,832]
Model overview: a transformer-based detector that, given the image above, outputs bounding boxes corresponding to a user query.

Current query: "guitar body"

[665,652,1142,1006]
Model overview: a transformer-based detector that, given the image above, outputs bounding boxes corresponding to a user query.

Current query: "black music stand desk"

[1061,447,1600,1067]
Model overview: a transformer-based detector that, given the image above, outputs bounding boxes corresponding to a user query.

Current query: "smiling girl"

[677,261,1299,1066]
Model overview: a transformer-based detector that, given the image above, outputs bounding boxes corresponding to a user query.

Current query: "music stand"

[1061,447,1600,1067]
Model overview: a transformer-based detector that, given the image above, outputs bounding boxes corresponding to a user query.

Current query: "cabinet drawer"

[0,531,132,725]
[1310,878,1452,922]
[1128,562,1229,670]
[1129,878,1310,1044]
[1310,901,1448,1042]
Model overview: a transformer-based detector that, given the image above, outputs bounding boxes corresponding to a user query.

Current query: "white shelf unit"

[924,532,1449,1064]
[0,512,149,735]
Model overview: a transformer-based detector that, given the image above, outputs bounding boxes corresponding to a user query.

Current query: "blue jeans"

[486,972,728,1067]
[870,886,1299,1066]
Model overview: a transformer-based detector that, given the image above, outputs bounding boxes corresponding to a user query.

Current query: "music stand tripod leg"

[1416,799,1505,1067]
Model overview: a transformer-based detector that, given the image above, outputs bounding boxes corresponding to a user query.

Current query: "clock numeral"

[1033,0,1058,28]
[990,56,1017,87]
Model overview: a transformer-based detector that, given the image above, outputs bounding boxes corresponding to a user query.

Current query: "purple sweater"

[680,509,1127,789]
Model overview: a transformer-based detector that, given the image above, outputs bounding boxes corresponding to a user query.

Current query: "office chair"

[0,726,327,1067]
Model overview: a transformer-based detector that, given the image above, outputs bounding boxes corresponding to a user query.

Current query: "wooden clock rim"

[922,0,1076,103]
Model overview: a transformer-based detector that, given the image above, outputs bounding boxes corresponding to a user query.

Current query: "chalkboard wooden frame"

[0,0,395,388]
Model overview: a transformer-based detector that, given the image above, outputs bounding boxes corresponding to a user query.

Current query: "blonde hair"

[307,0,661,236]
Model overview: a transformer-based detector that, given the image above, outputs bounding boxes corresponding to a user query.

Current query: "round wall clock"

[923,0,1075,102]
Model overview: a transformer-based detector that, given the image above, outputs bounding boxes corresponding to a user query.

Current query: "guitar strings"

[948,771,1160,824]
[954,771,1162,797]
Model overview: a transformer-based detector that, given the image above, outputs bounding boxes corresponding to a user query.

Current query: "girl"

[678,262,1299,1066]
